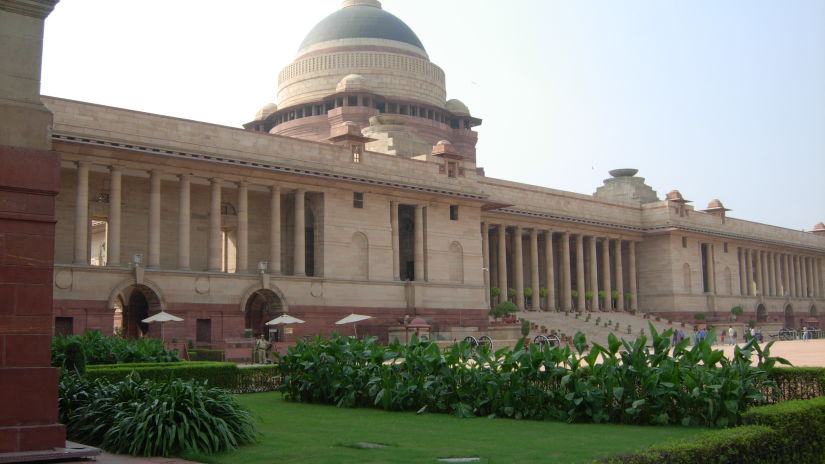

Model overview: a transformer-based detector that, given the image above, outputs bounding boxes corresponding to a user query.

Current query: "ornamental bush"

[52,330,180,366]
[59,371,257,456]
[278,325,785,427]
[84,361,279,393]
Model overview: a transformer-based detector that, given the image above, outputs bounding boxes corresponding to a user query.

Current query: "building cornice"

[0,0,58,18]
[51,133,487,202]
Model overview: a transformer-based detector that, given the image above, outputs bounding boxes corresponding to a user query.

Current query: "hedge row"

[764,367,825,402]
[600,396,825,463]
[188,349,225,362]
[84,362,279,393]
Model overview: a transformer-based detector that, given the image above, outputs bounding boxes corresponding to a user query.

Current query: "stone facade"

[42,1,825,355]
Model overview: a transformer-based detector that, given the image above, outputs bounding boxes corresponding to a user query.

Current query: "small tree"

[571,290,579,310]
[507,287,517,302]
[539,288,549,311]
[730,305,743,321]
[521,319,531,337]
[523,287,533,309]
[490,301,517,321]
[611,290,620,309]
[624,292,633,309]
[598,290,606,310]
[490,287,501,306]
[694,312,706,321]
[63,340,86,375]
[585,291,594,310]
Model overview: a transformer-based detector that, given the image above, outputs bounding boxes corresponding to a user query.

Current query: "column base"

[0,440,100,463]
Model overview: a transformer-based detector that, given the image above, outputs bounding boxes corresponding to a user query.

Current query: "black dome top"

[299,5,425,52]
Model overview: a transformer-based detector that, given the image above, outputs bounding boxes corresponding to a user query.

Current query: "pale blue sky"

[41,0,825,231]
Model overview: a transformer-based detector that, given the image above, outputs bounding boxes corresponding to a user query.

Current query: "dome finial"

[342,0,382,9]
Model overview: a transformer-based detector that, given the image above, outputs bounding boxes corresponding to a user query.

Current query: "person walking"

[728,326,736,345]
[802,326,809,342]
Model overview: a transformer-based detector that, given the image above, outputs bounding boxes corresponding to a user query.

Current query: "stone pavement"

[714,338,825,367]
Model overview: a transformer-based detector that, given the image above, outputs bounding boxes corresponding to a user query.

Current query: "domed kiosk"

[245,0,481,160]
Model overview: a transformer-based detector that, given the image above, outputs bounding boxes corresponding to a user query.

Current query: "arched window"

[448,241,463,283]
[350,232,369,280]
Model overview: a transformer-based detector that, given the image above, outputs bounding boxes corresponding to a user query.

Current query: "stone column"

[783,254,791,296]
[601,238,611,308]
[544,231,556,311]
[575,234,586,311]
[629,241,638,311]
[107,166,122,266]
[761,251,769,296]
[803,257,811,297]
[481,222,490,305]
[530,228,540,310]
[497,225,508,299]
[147,169,161,269]
[588,236,598,310]
[793,256,800,297]
[755,250,763,296]
[392,201,400,280]
[73,161,89,264]
[269,186,281,275]
[0,1,66,454]
[745,249,753,296]
[561,232,572,310]
[236,181,249,273]
[767,252,775,296]
[208,178,222,272]
[738,248,746,296]
[177,174,190,270]
[615,239,625,311]
[513,226,524,310]
[294,189,306,277]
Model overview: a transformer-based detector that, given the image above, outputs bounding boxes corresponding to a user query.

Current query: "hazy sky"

[41,0,825,232]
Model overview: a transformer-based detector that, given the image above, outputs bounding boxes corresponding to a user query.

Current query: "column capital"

[75,160,90,169]
[177,172,190,181]
[109,164,122,174]
[270,184,281,193]
[209,177,222,184]
[237,180,249,188]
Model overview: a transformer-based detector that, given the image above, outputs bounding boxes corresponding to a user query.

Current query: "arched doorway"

[784,304,794,329]
[756,303,767,323]
[122,284,162,339]
[245,289,284,341]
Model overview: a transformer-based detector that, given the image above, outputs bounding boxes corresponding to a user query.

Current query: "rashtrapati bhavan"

[48,0,824,355]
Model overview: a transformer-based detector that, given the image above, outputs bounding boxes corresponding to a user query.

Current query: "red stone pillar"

[0,0,65,454]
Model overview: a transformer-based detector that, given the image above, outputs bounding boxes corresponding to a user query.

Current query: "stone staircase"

[513,310,687,347]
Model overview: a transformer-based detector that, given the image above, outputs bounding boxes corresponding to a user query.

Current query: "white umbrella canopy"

[142,311,184,323]
[141,311,184,342]
[265,314,306,325]
[335,313,373,337]
[335,313,373,325]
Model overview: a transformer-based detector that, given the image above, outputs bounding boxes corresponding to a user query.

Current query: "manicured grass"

[183,393,707,464]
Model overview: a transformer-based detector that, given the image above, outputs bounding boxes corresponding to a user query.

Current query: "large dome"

[299,1,425,52]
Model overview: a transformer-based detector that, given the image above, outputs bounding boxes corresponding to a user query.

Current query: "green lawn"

[183,393,706,464]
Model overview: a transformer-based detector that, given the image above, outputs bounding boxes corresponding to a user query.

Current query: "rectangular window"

[724,242,729,253]
[196,319,212,343]
[55,317,73,336]
[362,97,370,107]
[450,205,459,221]
[352,145,362,163]
[447,162,457,178]
[347,96,358,106]
[682,237,688,248]
[353,192,364,208]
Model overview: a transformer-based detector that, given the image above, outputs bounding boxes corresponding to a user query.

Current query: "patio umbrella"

[265,314,305,342]
[335,313,373,337]
[141,311,184,342]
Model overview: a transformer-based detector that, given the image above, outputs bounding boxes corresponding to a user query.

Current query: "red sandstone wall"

[0,146,65,452]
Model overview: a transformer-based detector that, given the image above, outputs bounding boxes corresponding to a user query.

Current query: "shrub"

[490,301,517,320]
[278,327,784,427]
[520,319,531,337]
[63,340,86,374]
[598,425,778,463]
[764,367,825,401]
[59,372,256,456]
[52,330,179,366]
[83,362,279,393]
[188,348,225,362]
[742,396,825,460]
